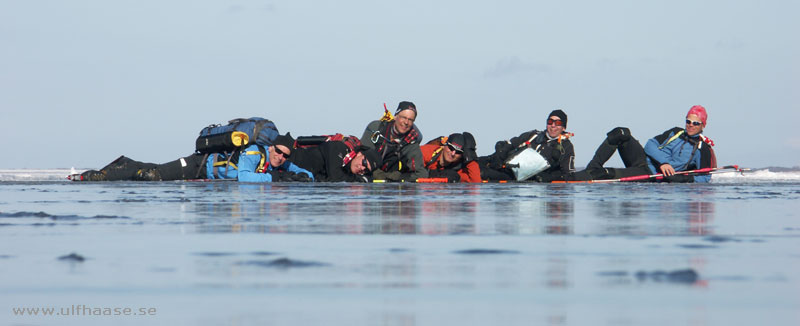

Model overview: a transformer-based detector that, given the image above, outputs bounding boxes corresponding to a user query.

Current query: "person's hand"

[290,173,313,182]
[659,164,675,176]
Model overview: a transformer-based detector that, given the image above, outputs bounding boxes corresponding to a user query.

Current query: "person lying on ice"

[289,139,382,183]
[76,133,314,182]
[569,105,716,183]
[420,132,481,183]
[360,101,428,182]
[477,109,576,182]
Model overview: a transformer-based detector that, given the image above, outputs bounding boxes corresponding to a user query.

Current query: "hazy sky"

[2,0,798,169]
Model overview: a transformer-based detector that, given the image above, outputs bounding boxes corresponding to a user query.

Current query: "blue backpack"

[195,117,279,154]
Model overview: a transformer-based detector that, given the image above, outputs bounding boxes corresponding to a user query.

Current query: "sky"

[1,0,798,169]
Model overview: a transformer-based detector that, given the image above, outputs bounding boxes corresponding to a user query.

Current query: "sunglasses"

[446,143,464,154]
[685,119,703,126]
[362,158,371,172]
[273,146,291,159]
[547,118,564,126]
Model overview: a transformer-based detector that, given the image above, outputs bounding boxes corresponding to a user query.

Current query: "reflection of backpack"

[195,118,279,154]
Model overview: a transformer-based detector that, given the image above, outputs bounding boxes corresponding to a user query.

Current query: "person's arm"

[458,161,482,183]
[400,144,428,180]
[236,148,273,182]
[282,161,315,181]
[360,120,381,150]
[644,129,680,168]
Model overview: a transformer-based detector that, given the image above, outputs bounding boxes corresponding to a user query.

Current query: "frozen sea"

[1,169,799,326]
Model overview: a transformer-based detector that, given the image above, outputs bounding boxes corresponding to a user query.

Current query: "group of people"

[76,102,716,183]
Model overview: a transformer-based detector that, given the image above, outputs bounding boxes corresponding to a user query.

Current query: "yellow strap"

[244,150,267,173]
[659,130,684,149]
[212,161,237,170]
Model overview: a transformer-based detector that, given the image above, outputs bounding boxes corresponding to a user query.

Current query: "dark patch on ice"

[250,251,279,256]
[0,211,130,221]
[677,244,718,249]
[749,239,766,243]
[117,199,147,202]
[453,249,521,255]
[58,253,86,262]
[0,254,14,259]
[389,248,410,253]
[635,269,698,284]
[597,271,629,277]
[193,252,237,257]
[703,236,741,243]
[236,257,329,268]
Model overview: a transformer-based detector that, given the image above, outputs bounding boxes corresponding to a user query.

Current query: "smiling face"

[269,145,291,168]
[685,113,705,136]
[441,143,463,165]
[546,115,565,138]
[393,109,416,134]
[349,152,371,175]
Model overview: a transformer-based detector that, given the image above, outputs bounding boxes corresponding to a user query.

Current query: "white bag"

[506,146,551,181]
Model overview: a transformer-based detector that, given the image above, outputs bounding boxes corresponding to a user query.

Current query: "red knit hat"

[687,105,707,126]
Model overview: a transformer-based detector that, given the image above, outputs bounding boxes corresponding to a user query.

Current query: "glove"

[429,169,461,183]
[663,174,694,183]
[267,170,294,182]
[373,170,403,182]
[290,172,313,182]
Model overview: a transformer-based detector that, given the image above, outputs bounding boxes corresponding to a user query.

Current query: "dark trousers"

[91,154,207,181]
[580,127,651,180]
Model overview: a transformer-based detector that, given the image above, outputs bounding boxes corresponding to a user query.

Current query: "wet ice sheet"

[1,181,799,325]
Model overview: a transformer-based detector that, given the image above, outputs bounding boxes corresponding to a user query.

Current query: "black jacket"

[290,142,367,182]
[490,130,575,182]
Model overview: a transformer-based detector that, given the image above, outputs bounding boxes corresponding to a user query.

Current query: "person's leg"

[617,136,648,169]
[137,154,207,181]
[81,156,156,181]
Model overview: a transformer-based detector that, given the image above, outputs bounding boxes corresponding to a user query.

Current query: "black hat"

[360,147,382,173]
[272,132,295,150]
[548,109,567,128]
[395,101,417,116]
[461,131,478,162]
[446,133,466,153]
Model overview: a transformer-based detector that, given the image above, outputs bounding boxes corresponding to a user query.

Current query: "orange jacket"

[420,143,482,183]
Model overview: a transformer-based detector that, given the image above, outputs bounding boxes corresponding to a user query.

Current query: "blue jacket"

[204,144,314,182]
[644,128,713,183]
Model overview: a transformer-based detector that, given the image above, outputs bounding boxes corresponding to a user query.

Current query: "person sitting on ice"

[360,101,428,182]
[289,138,382,183]
[419,132,481,183]
[569,105,716,183]
[76,133,314,182]
[477,109,576,182]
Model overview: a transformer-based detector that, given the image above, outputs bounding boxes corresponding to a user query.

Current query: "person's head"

[269,133,295,168]
[685,105,707,136]
[350,147,382,175]
[393,101,417,134]
[546,109,567,138]
[442,133,466,165]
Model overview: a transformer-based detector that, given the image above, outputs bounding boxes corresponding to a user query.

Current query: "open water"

[1,169,799,326]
